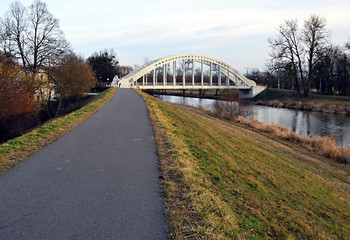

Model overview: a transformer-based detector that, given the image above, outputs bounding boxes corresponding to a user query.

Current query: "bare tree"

[345,39,350,50]
[303,15,329,96]
[269,19,303,94]
[49,53,96,117]
[0,1,27,67]
[0,0,69,74]
[313,45,341,94]
[117,65,133,78]
[269,15,329,96]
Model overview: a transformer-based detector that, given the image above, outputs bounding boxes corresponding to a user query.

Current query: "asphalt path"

[0,89,167,239]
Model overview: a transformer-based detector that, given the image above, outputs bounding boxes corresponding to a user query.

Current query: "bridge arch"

[114,54,265,98]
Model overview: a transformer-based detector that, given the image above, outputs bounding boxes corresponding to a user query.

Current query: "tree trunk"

[55,96,63,118]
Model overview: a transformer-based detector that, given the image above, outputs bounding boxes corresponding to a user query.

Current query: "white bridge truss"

[114,54,266,98]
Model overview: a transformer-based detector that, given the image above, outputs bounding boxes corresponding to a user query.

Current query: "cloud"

[1,0,349,70]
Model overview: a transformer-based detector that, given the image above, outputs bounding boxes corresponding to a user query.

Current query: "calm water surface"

[155,95,350,147]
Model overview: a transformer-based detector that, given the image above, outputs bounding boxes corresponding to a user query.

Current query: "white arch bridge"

[113,54,266,98]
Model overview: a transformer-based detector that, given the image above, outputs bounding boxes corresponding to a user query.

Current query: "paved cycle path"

[0,89,167,239]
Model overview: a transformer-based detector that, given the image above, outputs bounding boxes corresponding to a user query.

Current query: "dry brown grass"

[236,116,350,164]
[213,100,240,120]
[212,99,350,163]
[257,98,350,115]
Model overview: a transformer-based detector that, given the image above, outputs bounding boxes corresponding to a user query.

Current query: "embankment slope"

[140,91,350,239]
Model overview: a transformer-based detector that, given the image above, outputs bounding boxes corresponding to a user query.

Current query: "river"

[154,95,350,147]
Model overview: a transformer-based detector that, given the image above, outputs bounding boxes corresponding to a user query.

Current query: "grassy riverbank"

[139,91,350,239]
[0,88,116,175]
[254,88,350,115]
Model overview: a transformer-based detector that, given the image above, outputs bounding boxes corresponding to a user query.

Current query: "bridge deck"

[135,85,250,90]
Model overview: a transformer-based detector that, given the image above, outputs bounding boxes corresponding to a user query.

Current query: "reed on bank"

[212,98,350,164]
[235,116,350,164]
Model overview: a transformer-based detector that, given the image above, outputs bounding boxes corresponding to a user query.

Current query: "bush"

[0,56,38,143]
[0,114,40,143]
[213,95,241,119]
[0,59,35,118]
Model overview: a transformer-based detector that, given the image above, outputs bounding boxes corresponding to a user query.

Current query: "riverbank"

[145,88,350,115]
[253,88,350,116]
[0,88,116,175]
[144,89,239,99]
[139,90,350,239]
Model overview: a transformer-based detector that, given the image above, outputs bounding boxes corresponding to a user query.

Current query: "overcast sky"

[1,0,350,73]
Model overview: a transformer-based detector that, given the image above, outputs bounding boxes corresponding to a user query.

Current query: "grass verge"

[139,90,350,239]
[0,88,116,175]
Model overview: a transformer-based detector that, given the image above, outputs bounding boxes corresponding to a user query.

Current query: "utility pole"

[245,67,250,77]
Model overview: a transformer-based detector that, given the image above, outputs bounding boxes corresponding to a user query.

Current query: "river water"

[155,95,350,147]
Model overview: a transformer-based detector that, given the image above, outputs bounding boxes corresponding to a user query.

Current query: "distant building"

[34,70,57,102]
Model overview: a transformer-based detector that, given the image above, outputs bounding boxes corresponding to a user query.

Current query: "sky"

[1,0,350,73]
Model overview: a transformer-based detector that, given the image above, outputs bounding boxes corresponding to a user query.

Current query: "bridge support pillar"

[239,86,267,98]
[153,69,156,87]
[218,66,221,87]
[163,65,166,87]
[192,59,195,87]
[183,60,185,87]
[173,61,176,87]
[227,71,229,86]
[201,60,204,87]
[210,62,213,87]
[142,75,145,87]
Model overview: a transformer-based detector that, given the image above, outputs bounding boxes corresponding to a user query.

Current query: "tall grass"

[236,116,350,164]
[212,94,246,120]
[212,97,350,164]
[212,100,240,119]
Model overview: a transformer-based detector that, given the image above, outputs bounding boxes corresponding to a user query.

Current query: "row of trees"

[268,15,350,96]
[87,49,135,84]
[0,0,97,115]
[0,0,97,141]
[87,49,119,84]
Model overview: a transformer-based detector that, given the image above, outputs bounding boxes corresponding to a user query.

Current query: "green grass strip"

[0,88,116,175]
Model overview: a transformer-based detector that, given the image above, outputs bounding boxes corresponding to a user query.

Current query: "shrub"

[213,96,241,120]
[0,60,35,118]
[0,57,38,142]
